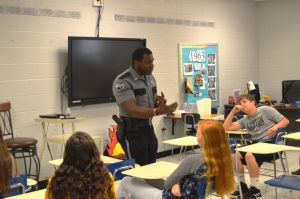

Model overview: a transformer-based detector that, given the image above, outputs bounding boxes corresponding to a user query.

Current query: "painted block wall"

[0,0,258,179]
[257,0,300,102]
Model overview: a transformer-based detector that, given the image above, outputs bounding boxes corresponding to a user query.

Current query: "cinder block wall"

[257,0,300,102]
[0,0,258,179]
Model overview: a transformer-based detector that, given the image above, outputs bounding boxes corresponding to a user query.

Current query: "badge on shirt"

[115,80,125,90]
[151,79,155,85]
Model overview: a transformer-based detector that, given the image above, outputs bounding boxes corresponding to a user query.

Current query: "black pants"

[120,126,158,166]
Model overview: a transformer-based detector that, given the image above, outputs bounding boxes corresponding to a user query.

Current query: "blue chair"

[264,175,300,198]
[228,138,238,154]
[260,129,288,177]
[106,159,135,181]
[1,175,27,198]
[198,175,208,199]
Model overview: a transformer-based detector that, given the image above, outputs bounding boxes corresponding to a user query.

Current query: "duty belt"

[120,117,153,130]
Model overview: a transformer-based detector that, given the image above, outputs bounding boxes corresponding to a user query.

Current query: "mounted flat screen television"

[282,80,300,104]
[68,37,146,106]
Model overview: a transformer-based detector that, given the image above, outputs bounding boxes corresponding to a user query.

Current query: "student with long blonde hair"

[118,120,235,199]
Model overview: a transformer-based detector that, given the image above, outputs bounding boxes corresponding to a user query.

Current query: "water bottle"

[65,107,71,118]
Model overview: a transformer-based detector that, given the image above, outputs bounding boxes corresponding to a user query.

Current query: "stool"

[0,101,40,181]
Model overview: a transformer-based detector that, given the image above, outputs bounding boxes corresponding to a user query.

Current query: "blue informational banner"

[178,43,219,109]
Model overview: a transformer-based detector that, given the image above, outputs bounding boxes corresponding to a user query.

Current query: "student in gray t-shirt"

[223,94,289,198]
[117,120,235,199]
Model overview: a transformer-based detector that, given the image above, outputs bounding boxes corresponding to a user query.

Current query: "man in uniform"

[112,47,177,166]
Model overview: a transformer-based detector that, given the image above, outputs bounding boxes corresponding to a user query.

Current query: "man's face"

[239,98,256,113]
[135,54,154,75]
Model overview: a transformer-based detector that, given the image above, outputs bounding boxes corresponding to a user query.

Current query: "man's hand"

[171,182,181,197]
[157,102,178,115]
[233,105,243,113]
[155,92,167,107]
[267,125,278,137]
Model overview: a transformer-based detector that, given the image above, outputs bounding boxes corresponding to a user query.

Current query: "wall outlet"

[93,0,101,7]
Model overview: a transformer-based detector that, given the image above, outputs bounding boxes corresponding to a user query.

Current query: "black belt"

[120,117,153,131]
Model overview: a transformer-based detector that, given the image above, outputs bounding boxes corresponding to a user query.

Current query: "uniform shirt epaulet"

[119,72,131,79]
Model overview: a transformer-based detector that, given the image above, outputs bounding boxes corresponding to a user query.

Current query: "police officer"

[112,47,178,166]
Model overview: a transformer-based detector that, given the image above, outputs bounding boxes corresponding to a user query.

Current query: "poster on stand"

[178,43,219,110]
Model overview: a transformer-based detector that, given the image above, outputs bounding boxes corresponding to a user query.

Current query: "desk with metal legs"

[235,142,300,199]
[121,161,178,179]
[162,136,198,156]
[48,155,121,167]
[283,132,300,140]
[283,131,300,174]
[6,189,46,199]
[164,114,224,135]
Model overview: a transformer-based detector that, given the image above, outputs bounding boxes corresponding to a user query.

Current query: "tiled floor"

[158,150,300,198]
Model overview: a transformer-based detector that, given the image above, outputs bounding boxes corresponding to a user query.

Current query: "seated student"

[223,94,289,198]
[0,132,18,197]
[45,131,116,199]
[117,120,236,199]
[0,129,18,196]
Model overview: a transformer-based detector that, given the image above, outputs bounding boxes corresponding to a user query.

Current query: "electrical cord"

[96,0,104,37]
[60,65,68,114]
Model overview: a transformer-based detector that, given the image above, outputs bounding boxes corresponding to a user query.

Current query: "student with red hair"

[118,120,235,199]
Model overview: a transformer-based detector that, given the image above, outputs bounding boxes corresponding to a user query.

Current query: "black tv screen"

[282,80,300,104]
[68,37,146,106]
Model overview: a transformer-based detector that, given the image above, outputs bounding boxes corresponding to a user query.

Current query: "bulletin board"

[178,43,219,109]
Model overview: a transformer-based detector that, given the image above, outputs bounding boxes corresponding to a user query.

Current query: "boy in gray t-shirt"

[223,94,289,198]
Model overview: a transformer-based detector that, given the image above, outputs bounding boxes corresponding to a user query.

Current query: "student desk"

[6,189,46,199]
[48,155,121,167]
[235,143,300,199]
[282,132,300,140]
[236,142,300,154]
[122,161,178,179]
[162,136,198,155]
[283,131,300,169]
[225,129,249,145]
[164,113,224,135]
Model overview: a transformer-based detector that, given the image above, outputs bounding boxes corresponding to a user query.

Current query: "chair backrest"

[2,175,27,197]
[198,175,208,198]
[106,159,135,180]
[228,138,238,154]
[181,113,200,135]
[272,128,287,144]
[181,113,200,125]
[211,108,218,114]
[0,101,14,138]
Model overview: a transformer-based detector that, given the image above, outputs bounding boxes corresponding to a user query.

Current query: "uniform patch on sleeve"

[115,80,125,90]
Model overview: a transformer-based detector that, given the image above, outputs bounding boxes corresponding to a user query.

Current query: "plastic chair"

[0,101,40,180]
[264,175,300,198]
[228,138,238,154]
[1,175,27,198]
[198,175,208,199]
[106,159,135,180]
[260,129,288,177]
[181,113,200,136]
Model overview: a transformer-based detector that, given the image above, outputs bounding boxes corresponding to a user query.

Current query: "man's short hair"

[237,94,256,104]
[132,47,152,66]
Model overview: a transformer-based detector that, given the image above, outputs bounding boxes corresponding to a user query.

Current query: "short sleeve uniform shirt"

[112,67,157,117]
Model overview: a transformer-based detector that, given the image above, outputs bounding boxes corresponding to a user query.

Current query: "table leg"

[39,122,46,161]
[235,150,243,199]
[171,119,177,135]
